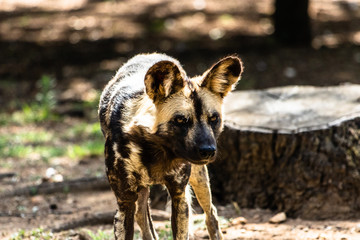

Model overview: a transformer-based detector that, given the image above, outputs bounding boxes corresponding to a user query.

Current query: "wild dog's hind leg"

[113,200,136,240]
[108,176,137,240]
[189,165,223,240]
[135,187,158,240]
[105,140,137,240]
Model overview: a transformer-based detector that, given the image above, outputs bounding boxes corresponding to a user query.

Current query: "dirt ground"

[1,0,360,239]
[2,185,360,239]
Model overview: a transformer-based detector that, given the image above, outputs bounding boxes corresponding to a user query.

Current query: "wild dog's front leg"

[189,165,223,240]
[166,185,191,240]
[165,165,192,240]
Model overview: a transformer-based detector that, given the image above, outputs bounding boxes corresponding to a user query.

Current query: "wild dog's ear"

[144,60,185,102]
[201,56,243,98]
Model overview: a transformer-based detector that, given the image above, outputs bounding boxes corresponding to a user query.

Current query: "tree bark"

[210,85,360,220]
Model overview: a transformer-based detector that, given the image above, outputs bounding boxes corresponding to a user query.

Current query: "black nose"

[198,145,216,159]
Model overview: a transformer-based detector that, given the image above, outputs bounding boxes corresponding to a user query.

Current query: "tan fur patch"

[155,92,194,128]
[125,142,150,190]
[113,142,150,191]
[198,88,224,128]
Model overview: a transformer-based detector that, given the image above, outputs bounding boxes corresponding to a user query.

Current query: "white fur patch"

[114,210,126,238]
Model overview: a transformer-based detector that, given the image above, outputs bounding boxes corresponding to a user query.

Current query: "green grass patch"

[157,223,173,240]
[13,103,59,123]
[0,122,104,163]
[0,131,102,162]
[0,75,105,164]
[86,229,113,240]
[65,122,103,140]
[20,75,58,123]
[67,139,104,160]
[1,75,59,125]
[10,228,53,240]
[133,225,173,240]
[12,131,53,144]
[0,130,65,162]
[65,122,104,160]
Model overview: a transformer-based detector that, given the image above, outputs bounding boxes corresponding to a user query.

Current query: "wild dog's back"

[98,53,182,137]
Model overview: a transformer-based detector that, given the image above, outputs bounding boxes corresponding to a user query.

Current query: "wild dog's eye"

[174,115,189,125]
[209,113,219,124]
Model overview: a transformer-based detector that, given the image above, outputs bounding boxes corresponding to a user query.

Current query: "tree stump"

[210,84,360,220]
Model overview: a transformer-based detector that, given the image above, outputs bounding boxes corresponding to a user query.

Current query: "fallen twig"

[51,211,114,232]
[0,172,16,180]
[50,209,170,232]
[0,176,110,198]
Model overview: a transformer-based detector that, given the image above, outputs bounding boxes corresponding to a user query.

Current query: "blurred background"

[1,0,360,238]
[1,0,360,104]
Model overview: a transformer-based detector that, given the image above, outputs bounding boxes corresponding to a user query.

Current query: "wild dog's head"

[144,56,243,164]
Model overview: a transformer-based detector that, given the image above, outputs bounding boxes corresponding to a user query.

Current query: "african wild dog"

[98,53,243,240]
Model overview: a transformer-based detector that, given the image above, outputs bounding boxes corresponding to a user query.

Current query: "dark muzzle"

[198,145,216,159]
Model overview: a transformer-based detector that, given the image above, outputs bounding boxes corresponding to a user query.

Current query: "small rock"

[354,223,360,232]
[318,233,328,239]
[32,206,39,214]
[44,167,64,182]
[231,216,247,225]
[324,226,332,231]
[45,167,57,178]
[31,195,45,204]
[51,173,64,182]
[269,212,286,224]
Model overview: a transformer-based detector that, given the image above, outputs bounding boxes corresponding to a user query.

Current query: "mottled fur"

[98,53,243,240]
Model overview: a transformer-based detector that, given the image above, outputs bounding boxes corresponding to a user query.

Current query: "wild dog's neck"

[128,124,179,165]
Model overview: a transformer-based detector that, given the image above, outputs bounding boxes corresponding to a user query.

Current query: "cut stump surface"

[211,84,360,220]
